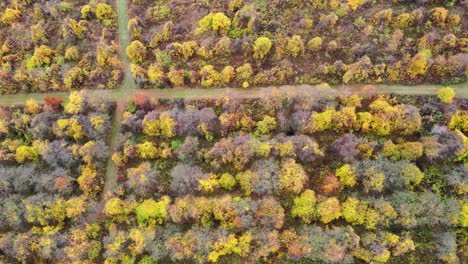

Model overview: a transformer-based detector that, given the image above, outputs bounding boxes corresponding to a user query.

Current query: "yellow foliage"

[407,52,430,79]
[347,0,367,11]
[142,112,175,138]
[65,91,84,114]
[336,164,356,188]
[77,164,100,197]
[15,145,39,163]
[438,87,456,104]
[198,174,219,193]
[1,8,21,25]
[279,159,307,194]
[317,197,341,224]
[26,99,42,114]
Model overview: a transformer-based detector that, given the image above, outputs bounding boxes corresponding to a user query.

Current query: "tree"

[219,173,236,190]
[147,64,165,86]
[1,8,21,25]
[142,111,175,138]
[135,197,171,227]
[435,232,459,264]
[308,108,335,132]
[336,164,357,188]
[341,197,367,226]
[449,111,468,132]
[347,0,368,11]
[15,145,39,163]
[255,197,285,229]
[407,51,430,79]
[291,190,317,223]
[382,140,423,161]
[286,35,304,58]
[64,67,85,89]
[65,91,85,114]
[212,12,231,34]
[170,164,207,195]
[236,170,255,195]
[331,134,364,162]
[253,37,272,59]
[317,197,341,224]
[208,233,251,262]
[321,175,339,194]
[236,63,253,83]
[44,97,63,112]
[127,162,158,196]
[95,3,115,23]
[30,45,54,68]
[206,135,253,171]
[278,159,307,194]
[254,116,277,136]
[77,164,100,197]
[167,69,185,86]
[65,46,80,61]
[126,40,147,64]
[173,41,198,60]
[104,198,134,222]
[25,99,42,114]
[438,87,455,104]
[307,37,322,52]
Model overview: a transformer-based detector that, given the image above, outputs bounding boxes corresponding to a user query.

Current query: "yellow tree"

[317,197,341,224]
[279,159,307,194]
[142,112,175,138]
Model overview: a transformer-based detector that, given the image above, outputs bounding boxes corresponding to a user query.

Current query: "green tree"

[255,116,277,136]
[336,164,357,188]
[291,190,317,223]
[135,197,171,226]
[219,173,236,190]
